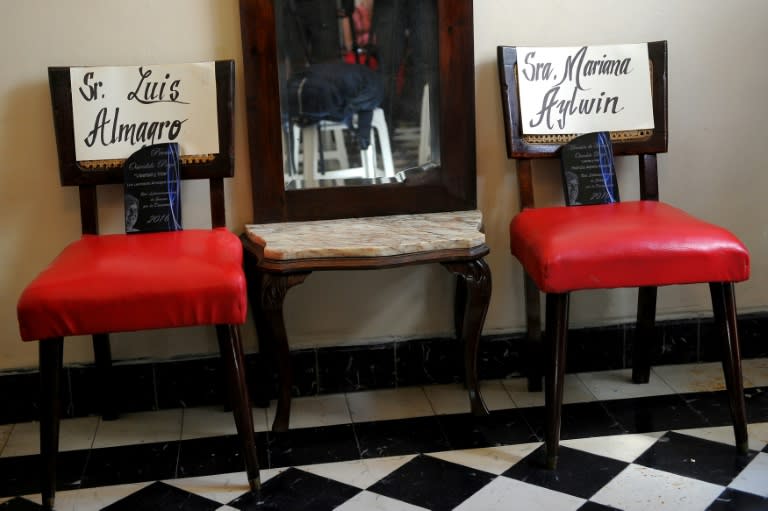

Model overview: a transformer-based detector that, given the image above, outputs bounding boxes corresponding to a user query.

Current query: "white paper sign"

[516,44,654,134]
[70,62,218,161]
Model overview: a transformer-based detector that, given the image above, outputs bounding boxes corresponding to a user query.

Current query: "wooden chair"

[497,41,749,468]
[16,61,260,509]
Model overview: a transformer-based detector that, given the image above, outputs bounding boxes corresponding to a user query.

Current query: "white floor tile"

[502,374,596,408]
[577,368,676,401]
[453,477,585,511]
[653,362,756,393]
[427,443,541,475]
[728,452,768,497]
[480,380,518,411]
[673,422,768,452]
[21,482,151,511]
[181,406,268,440]
[347,387,434,423]
[0,416,99,457]
[561,432,664,463]
[335,490,429,511]
[422,381,515,415]
[92,409,182,448]
[742,357,768,387]
[591,464,724,511]
[422,383,471,415]
[266,393,351,429]
[299,455,416,489]
[167,469,287,504]
[0,424,13,455]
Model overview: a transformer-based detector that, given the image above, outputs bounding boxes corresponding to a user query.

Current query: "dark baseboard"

[2,312,767,425]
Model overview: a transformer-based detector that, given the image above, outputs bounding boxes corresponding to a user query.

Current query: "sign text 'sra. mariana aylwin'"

[70,62,219,161]
[516,44,654,135]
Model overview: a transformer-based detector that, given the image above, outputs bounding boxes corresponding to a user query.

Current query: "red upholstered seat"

[17,228,246,341]
[510,201,750,294]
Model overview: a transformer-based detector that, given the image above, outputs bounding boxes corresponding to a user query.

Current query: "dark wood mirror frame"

[239,0,476,223]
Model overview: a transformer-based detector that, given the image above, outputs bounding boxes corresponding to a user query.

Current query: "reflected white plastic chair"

[297,107,394,187]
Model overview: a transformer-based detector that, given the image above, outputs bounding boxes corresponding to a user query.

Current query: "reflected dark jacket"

[287,62,384,149]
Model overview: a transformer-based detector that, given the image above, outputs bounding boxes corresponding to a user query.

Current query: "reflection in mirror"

[275,0,440,189]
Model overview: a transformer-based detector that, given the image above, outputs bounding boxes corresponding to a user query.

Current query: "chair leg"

[216,324,261,493]
[39,338,63,511]
[632,286,657,384]
[544,292,569,470]
[443,258,492,416]
[524,272,543,392]
[92,333,118,420]
[709,282,749,455]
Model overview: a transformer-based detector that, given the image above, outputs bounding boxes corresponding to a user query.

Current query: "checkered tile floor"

[1,360,767,510]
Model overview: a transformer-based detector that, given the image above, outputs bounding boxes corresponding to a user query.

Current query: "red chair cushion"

[17,228,247,341]
[510,201,750,294]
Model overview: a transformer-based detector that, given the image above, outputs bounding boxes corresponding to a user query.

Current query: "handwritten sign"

[517,44,654,135]
[70,62,218,161]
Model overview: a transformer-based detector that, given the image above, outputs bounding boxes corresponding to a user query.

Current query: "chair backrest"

[497,41,668,207]
[48,60,235,233]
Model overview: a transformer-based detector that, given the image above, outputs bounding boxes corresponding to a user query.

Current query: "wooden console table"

[241,210,492,432]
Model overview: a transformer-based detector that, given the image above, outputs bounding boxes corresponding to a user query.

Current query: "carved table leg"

[443,258,492,416]
[243,266,271,408]
[259,271,310,432]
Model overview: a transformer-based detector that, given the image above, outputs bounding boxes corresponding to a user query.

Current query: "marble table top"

[245,210,485,261]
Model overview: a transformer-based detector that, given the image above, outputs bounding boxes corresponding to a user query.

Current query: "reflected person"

[371,0,438,126]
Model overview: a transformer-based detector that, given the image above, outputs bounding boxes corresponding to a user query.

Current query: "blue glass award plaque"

[560,132,619,206]
[123,143,182,233]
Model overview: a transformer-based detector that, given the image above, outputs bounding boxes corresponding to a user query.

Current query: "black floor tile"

[438,408,538,450]
[601,394,708,433]
[354,416,450,458]
[0,450,88,498]
[367,454,496,511]
[102,481,221,511]
[578,502,622,511]
[268,424,359,468]
[634,431,756,486]
[683,390,740,427]
[503,444,628,500]
[520,401,623,440]
[0,498,42,510]
[177,434,268,480]
[81,442,180,488]
[707,488,768,511]
[746,387,768,422]
[227,467,360,511]
[687,385,768,426]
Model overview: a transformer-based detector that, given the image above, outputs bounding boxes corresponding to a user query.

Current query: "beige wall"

[1,0,766,370]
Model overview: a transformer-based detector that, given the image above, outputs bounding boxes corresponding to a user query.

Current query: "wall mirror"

[240,0,476,222]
